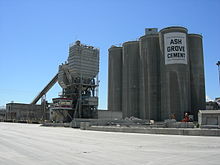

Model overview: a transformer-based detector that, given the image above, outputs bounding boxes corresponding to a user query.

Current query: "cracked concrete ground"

[0,123,220,165]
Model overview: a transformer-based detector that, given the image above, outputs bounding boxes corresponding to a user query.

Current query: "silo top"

[108,46,122,51]
[159,26,188,33]
[188,33,203,39]
[122,41,139,46]
[139,34,159,40]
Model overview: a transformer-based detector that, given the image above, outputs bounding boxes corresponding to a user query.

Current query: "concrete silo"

[139,31,160,120]
[68,41,99,82]
[122,41,140,118]
[188,34,206,120]
[159,27,191,121]
[108,46,123,112]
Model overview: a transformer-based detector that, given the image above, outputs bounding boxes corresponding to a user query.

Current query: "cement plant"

[1,26,220,130]
[1,26,220,164]
[1,26,219,129]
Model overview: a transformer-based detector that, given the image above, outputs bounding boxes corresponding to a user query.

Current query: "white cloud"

[206,96,213,102]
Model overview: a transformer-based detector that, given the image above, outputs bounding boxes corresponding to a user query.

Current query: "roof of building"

[199,110,220,114]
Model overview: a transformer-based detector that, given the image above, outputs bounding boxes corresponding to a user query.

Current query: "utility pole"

[217,61,220,86]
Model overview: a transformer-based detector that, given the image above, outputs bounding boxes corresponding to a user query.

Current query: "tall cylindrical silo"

[108,46,123,112]
[188,34,206,120]
[122,41,139,118]
[159,26,191,121]
[139,34,160,120]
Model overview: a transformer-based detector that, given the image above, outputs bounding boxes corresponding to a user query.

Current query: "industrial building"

[36,40,100,122]
[108,26,206,121]
[5,103,47,122]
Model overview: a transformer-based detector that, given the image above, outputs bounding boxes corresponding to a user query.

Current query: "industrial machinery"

[50,40,99,122]
[31,40,99,122]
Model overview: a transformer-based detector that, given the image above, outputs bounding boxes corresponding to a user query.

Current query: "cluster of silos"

[108,26,206,121]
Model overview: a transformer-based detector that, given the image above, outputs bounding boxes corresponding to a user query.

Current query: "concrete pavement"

[0,123,220,165]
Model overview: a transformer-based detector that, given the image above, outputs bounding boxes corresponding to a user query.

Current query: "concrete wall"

[98,110,122,120]
[198,110,220,127]
[87,126,220,136]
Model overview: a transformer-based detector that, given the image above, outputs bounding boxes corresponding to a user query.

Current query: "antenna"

[216,61,220,86]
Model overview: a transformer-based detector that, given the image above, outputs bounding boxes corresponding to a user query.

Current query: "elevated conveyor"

[31,74,58,104]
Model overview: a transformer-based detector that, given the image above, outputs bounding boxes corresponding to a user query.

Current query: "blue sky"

[0,0,219,109]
